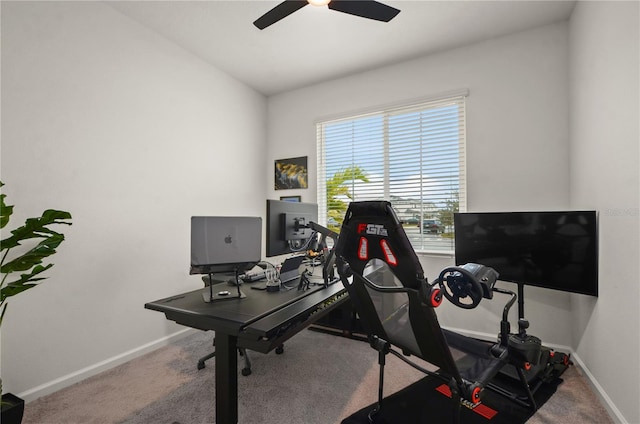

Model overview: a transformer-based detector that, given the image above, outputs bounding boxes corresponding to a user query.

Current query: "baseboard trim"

[17,328,196,403]
[569,353,628,424]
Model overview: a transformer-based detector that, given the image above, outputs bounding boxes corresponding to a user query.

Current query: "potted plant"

[0,181,72,424]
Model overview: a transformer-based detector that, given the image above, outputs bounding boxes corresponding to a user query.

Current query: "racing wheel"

[438,265,485,309]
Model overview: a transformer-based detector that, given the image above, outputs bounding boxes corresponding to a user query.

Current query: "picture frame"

[280,196,301,203]
[275,156,308,190]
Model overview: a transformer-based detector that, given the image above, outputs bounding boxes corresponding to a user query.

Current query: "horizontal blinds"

[317,95,466,253]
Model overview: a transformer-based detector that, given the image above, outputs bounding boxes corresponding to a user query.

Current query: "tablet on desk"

[279,256,306,283]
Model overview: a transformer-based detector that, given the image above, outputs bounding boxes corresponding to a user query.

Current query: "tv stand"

[490,282,571,409]
[517,282,526,320]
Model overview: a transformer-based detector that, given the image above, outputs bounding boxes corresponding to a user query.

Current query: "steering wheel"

[438,266,484,309]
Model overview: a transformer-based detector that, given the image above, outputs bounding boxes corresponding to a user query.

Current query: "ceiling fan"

[253,0,400,30]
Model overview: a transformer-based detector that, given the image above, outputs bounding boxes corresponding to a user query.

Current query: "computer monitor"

[266,200,318,257]
[190,216,262,275]
[454,211,598,296]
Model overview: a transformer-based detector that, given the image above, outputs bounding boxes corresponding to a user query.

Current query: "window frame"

[316,91,468,255]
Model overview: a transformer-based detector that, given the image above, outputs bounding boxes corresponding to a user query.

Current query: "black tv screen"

[454,211,598,296]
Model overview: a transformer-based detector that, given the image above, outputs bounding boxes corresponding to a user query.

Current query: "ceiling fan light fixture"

[308,0,331,6]
[254,0,399,30]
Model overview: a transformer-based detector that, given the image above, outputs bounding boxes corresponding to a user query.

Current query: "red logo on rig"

[357,223,388,236]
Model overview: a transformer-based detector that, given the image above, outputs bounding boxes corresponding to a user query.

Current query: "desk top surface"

[145,280,337,329]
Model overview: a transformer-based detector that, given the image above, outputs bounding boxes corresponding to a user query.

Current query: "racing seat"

[335,201,533,422]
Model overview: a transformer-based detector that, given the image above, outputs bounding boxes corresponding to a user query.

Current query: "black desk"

[145,280,347,424]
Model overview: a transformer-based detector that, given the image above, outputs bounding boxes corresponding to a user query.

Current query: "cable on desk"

[288,230,318,253]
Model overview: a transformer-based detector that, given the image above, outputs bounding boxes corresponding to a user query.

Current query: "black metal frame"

[334,201,566,422]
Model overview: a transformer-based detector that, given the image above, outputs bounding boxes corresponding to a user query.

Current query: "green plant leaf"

[0,192,13,230]
[0,181,72,328]
[1,210,71,252]
[1,233,64,273]
[0,264,53,302]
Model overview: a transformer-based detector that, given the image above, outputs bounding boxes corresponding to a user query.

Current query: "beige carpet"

[22,329,613,424]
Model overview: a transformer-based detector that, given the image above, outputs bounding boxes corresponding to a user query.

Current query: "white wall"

[0,2,267,398]
[3,3,635,422]
[267,22,573,343]
[568,2,639,423]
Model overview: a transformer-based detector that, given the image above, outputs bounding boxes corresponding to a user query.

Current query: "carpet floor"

[21,329,613,424]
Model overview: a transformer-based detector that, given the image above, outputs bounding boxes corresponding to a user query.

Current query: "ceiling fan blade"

[328,0,400,22]
[254,1,309,30]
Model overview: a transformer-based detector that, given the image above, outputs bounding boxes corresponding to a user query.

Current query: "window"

[316,93,467,253]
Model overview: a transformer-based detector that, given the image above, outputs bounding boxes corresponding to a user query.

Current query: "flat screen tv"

[266,200,318,257]
[454,211,598,296]
[190,216,261,275]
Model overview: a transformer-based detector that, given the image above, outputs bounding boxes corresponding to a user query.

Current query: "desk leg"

[215,333,238,424]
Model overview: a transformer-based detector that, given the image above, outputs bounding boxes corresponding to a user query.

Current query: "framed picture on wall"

[280,196,301,203]
[275,156,308,190]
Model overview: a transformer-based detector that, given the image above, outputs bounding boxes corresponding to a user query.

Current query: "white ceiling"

[107,0,576,96]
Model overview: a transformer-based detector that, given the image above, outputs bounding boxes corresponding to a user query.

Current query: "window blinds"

[317,94,467,253]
